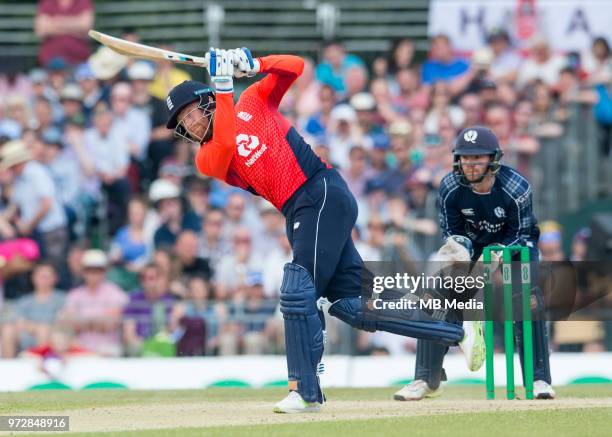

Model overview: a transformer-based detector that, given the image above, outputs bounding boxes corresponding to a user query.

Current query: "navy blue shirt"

[438,165,539,258]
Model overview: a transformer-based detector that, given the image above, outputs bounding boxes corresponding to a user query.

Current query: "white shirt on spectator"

[262,248,291,298]
[113,108,151,160]
[517,55,567,88]
[84,124,130,177]
[490,49,522,80]
[215,254,264,292]
[12,161,66,232]
[47,151,81,208]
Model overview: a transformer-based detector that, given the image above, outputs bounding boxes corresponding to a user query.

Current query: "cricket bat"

[88,30,209,68]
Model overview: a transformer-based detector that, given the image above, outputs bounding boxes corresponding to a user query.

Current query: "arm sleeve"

[501,186,534,246]
[438,183,465,239]
[254,55,304,108]
[194,92,236,181]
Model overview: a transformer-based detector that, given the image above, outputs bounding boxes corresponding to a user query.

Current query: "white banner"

[429,0,612,52]
[0,353,611,391]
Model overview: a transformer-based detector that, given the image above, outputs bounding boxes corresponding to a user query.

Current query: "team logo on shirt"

[494,207,506,218]
[236,133,268,166]
[464,130,478,143]
[461,208,475,216]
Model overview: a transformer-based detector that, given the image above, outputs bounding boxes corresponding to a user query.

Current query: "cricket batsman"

[394,126,555,401]
[165,48,485,413]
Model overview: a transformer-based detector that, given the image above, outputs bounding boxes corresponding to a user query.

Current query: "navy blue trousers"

[282,168,362,302]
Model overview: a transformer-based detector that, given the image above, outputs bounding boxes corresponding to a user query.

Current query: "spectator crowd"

[0,0,611,358]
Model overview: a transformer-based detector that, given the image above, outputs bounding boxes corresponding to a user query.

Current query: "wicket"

[483,245,534,400]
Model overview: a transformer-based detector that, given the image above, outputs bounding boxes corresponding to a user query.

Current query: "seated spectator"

[237,272,277,355]
[85,102,130,235]
[0,261,64,358]
[150,179,201,248]
[215,228,263,297]
[582,37,612,83]
[327,104,362,169]
[370,77,405,123]
[485,103,539,177]
[254,203,284,255]
[384,38,417,79]
[199,208,230,269]
[110,81,151,189]
[174,230,212,283]
[351,92,387,148]
[60,250,128,356]
[122,263,175,356]
[34,0,94,66]
[517,35,567,89]
[59,82,84,125]
[33,96,61,137]
[340,145,374,197]
[4,95,33,132]
[342,66,369,103]
[458,93,483,128]
[380,129,415,196]
[421,34,470,87]
[185,177,210,221]
[1,140,68,261]
[41,130,81,238]
[392,67,429,113]
[74,62,107,125]
[262,233,292,298]
[302,84,337,142]
[487,29,522,83]
[315,40,365,95]
[171,276,225,356]
[424,81,465,133]
[44,58,70,103]
[110,196,149,272]
[538,221,566,261]
[222,192,261,240]
[530,82,565,138]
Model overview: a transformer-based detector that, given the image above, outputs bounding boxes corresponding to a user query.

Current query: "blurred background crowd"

[0,0,611,361]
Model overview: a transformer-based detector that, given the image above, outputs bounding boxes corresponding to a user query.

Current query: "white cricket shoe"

[394,380,443,401]
[273,391,322,413]
[459,320,485,371]
[534,380,556,399]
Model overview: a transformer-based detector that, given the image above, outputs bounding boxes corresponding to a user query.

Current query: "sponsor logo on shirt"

[237,111,253,122]
[236,133,267,166]
[461,208,475,216]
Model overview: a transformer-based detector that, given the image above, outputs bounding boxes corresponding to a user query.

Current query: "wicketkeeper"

[165,48,485,413]
[394,126,555,401]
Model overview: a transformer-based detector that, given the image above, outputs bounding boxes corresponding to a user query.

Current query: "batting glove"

[206,48,234,93]
[229,47,260,78]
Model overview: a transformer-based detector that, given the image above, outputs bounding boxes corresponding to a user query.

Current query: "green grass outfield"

[1,385,611,436]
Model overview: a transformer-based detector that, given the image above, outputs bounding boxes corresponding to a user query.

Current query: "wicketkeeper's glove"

[205,47,234,93]
[229,47,260,78]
